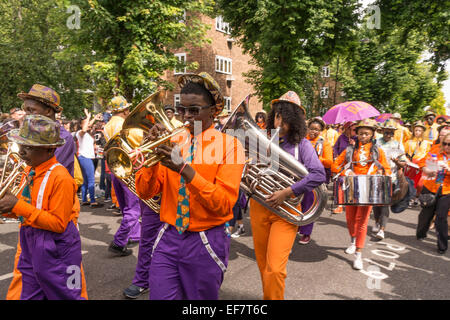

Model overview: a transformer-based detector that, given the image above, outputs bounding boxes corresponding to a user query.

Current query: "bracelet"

[179,162,188,175]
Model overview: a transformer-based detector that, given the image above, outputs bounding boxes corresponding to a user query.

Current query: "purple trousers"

[149,224,230,300]
[132,201,163,289]
[18,221,84,300]
[298,191,315,236]
[111,175,141,247]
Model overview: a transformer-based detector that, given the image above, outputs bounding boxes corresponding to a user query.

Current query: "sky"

[359,0,450,113]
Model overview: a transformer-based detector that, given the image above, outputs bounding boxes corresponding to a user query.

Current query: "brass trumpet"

[106,90,188,180]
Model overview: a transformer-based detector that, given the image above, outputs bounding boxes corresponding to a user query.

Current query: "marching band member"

[249,91,325,300]
[416,132,450,254]
[423,111,439,142]
[103,96,143,256]
[405,121,431,162]
[323,123,339,147]
[255,111,267,129]
[6,84,87,300]
[298,116,332,245]
[135,72,244,300]
[332,121,357,214]
[0,115,85,299]
[373,119,407,240]
[390,113,411,147]
[332,118,391,270]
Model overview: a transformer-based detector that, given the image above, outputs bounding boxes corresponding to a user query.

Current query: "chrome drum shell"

[333,175,392,206]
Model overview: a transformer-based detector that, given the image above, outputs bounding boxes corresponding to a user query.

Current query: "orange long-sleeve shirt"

[331,142,391,176]
[418,149,450,195]
[9,157,79,233]
[135,126,245,232]
[307,135,333,168]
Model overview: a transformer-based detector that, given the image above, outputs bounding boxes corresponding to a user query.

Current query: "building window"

[216,16,231,34]
[320,87,329,99]
[224,97,232,113]
[174,94,181,108]
[215,55,232,75]
[322,66,330,77]
[174,53,186,75]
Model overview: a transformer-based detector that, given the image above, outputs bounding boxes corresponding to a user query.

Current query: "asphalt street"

[0,190,449,300]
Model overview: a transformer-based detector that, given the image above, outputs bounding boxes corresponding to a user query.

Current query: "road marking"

[0,272,13,281]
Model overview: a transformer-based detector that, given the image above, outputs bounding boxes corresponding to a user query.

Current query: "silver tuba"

[220,95,328,226]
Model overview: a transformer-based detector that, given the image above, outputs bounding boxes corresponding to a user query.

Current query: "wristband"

[179,162,187,175]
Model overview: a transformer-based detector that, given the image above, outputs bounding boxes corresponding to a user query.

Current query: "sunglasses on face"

[176,105,212,116]
[426,116,435,121]
[384,132,395,136]
[442,142,450,147]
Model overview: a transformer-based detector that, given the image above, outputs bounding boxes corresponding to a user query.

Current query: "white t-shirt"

[76,130,95,159]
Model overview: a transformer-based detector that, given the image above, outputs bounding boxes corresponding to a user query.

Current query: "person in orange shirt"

[298,116,332,245]
[416,133,450,254]
[332,118,391,270]
[255,111,267,129]
[0,115,85,299]
[135,72,244,300]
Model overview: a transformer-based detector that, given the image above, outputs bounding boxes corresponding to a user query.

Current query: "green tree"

[216,0,361,113]
[0,0,92,118]
[69,0,215,106]
[339,27,440,122]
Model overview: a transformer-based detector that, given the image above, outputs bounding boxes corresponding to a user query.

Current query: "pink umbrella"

[322,101,380,124]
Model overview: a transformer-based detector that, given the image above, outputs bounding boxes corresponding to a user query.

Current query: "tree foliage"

[216,0,361,113]
[68,0,215,106]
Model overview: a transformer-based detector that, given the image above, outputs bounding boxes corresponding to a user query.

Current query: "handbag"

[418,185,442,208]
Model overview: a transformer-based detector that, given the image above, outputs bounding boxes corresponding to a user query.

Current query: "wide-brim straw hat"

[178,72,224,117]
[271,91,306,115]
[379,119,398,130]
[17,84,62,113]
[109,96,132,113]
[308,116,326,130]
[412,120,426,130]
[354,118,378,131]
[7,115,65,147]
[423,111,436,118]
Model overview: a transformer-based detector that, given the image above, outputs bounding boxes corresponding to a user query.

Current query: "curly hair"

[267,101,307,144]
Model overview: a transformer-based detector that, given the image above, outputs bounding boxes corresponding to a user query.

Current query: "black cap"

[164,105,175,112]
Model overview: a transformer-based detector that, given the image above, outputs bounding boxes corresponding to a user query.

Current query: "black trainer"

[108,241,132,256]
[123,284,148,299]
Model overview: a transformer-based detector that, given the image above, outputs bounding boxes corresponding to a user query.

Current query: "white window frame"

[174,94,181,108]
[320,87,329,99]
[216,16,231,34]
[322,66,330,77]
[215,55,232,75]
[174,53,186,75]
[224,97,232,113]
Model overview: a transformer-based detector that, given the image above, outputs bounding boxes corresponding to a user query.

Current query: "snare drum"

[404,162,420,181]
[333,175,392,206]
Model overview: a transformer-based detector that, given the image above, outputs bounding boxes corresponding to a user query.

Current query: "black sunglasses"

[176,104,212,116]
[442,142,450,147]
[384,132,395,136]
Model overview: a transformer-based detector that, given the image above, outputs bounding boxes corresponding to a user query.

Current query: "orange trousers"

[6,228,88,300]
[345,205,372,249]
[111,183,119,208]
[249,199,298,300]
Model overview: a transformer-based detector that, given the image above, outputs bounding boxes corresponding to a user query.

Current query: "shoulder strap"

[36,163,63,210]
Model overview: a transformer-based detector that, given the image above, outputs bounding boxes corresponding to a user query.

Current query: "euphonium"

[105,90,188,180]
[104,133,160,212]
[220,95,328,226]
[0,143,27,198]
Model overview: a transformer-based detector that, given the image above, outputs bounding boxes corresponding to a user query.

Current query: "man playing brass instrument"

[135,72,244,300]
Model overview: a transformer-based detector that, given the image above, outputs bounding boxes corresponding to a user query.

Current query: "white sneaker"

[345,244,356,254]
[372,224,380,234]
[376,229,385,240]
[353,255,363,270]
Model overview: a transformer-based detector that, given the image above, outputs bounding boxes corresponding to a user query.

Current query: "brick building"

[163,15,263,119]
[312,63,346,117]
